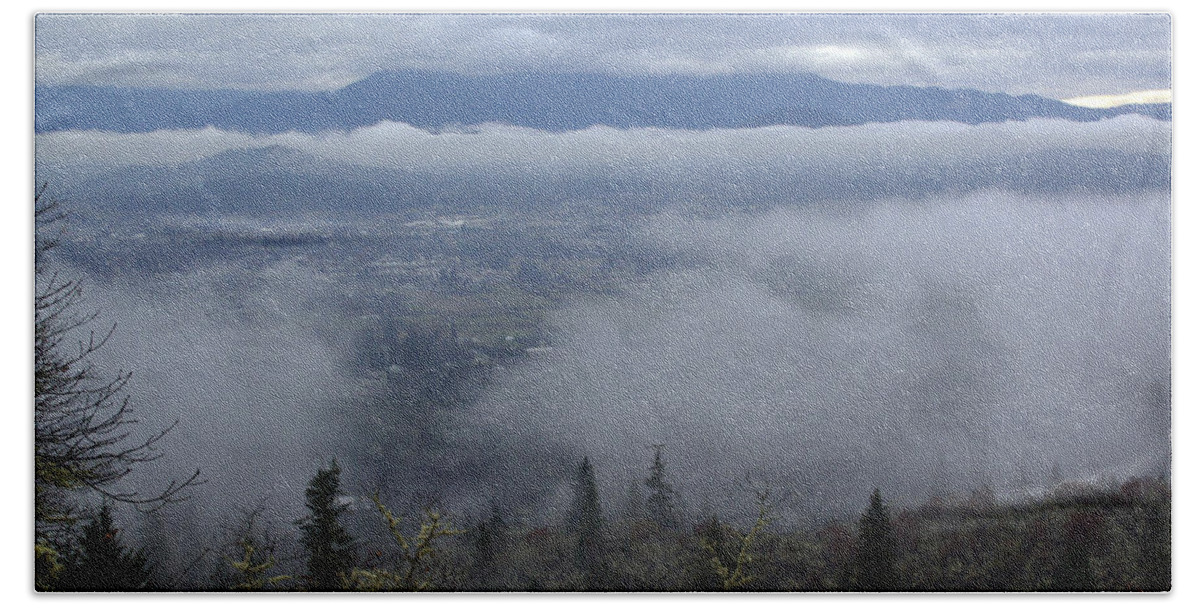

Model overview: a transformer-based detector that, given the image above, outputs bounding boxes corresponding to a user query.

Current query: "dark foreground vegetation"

[37,451,1169,592]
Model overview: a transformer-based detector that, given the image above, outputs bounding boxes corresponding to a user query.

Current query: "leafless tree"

[34,187,201,539]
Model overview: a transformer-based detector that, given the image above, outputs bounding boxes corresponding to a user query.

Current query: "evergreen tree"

[853,488,897,591]
[624,478,645,521]
[644,445,679,530]
[566,457,604,573]
[58,504,154,591]
[567,457,602,530]
[471,505,507,587]
[296,459,356,591]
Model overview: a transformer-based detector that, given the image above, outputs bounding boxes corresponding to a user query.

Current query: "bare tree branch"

[35,188,204,536]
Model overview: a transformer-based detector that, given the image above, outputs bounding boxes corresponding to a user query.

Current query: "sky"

[3,5,1196,603]
[34,12,1171,99]
[10,3,1194,597]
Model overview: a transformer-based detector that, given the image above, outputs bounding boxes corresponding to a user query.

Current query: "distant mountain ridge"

[36,69,1171,134]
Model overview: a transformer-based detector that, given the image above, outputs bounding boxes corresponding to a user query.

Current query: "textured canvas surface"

[33,13,1170,592]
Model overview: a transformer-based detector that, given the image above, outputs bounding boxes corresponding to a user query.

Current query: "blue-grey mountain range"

[36,69,1170,134]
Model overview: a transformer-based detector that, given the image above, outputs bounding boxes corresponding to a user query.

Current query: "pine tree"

[471,505,507,587]
[58,504,154,591]
[853,488,897,591]
[644,445,679,531]
[567,457,602,530]
[566,457,604,573]
[296,459,356,590]
[623,478,645,521]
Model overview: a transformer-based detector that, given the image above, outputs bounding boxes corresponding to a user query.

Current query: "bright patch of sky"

[1062,89,1173,108]
[35,13,1170,99]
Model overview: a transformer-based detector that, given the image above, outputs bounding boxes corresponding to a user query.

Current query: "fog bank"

[471,190,1170,519]
[36,116,1169,216]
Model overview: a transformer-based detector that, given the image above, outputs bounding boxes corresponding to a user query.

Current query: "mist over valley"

[34,13,1171,591]
[47,120,1170,534]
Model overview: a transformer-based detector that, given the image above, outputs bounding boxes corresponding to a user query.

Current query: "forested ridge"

[38,450,1170,591]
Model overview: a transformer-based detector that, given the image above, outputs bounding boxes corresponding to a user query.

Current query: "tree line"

[38,442,1171,592]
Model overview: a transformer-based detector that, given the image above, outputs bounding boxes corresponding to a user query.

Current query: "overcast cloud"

[35,115,1169,173]
[35,13,1171,98]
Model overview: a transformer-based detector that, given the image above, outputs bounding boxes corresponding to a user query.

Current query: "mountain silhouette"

[36,69,1170,134]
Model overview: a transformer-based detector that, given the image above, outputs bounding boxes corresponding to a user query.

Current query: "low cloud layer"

[36,116,1170,216]
[60,187,1169,529]
[470,190,1170,519]
[81,261,359,525]
[41,109,1170,532]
